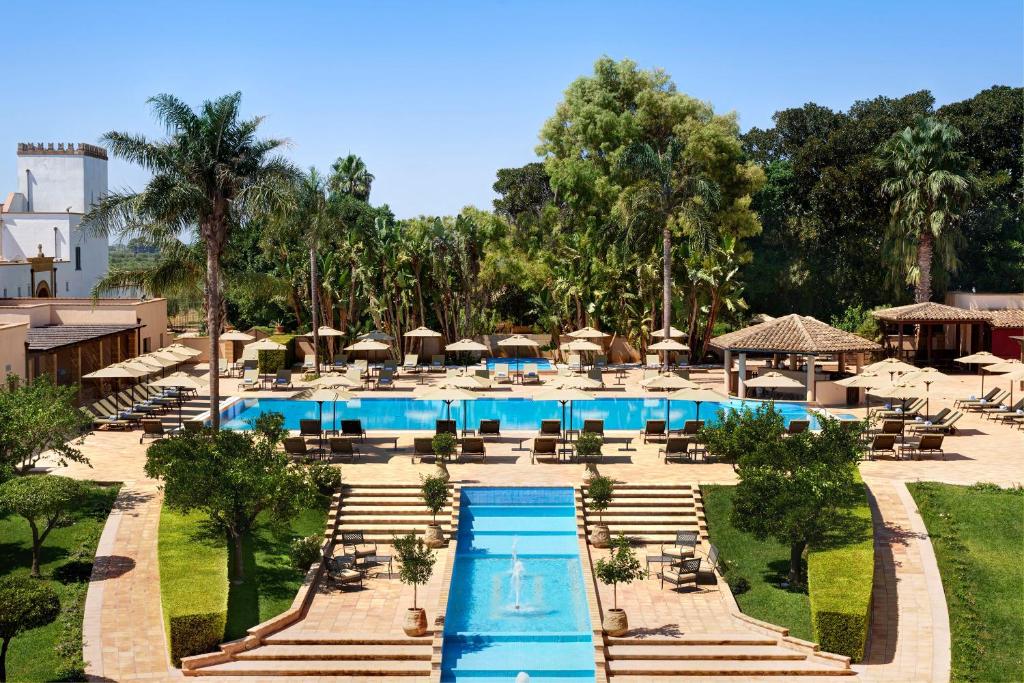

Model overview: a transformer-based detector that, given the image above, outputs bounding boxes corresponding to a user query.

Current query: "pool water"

[220,396,843,432]
[486,356,553,371]
[441,487,594,682]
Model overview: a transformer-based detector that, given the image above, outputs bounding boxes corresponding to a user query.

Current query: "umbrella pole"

[178,398,182,429]
[561,401,567,449]
[665,398,670,432]
[695,400,701,422]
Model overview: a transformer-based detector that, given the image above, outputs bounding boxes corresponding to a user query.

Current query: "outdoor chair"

[328,437,359,463]
[587,367,605,387]
[681,419,704,437]
[429,355,445,372]
[326,556,363,589]
[494,363,511,383]
[866,434,897,460]
[299,419,323,441]
[659,558,701,592]
[344,367,363,386]
[283,437,324,463]
[996,407,1024,425]
[479,419,501,440]
[697,545,721,583]
[340,419,367,441]
[873,398,925,419]
[340,531,376,559]
[522,363,541,384]
[182,420,204,433]
[645,354,660,369]
[413,437,435,463]
[436,419,458,436]
[642,419,666,443]
[402,353,419,373]
[981,397,1024,420]
[375,368,396,389]
[539,419,561,437]
[873,419,904,436]
[786,419,810,435]
[460,437,486,463]
[139,419,167,443]
[662,530,699,562]
[302,355,316,373]
[531,437,559,464]
[582,419,604,437]
[241,368,259,390]
[954,387,1000,408]
[922,407,951,425]
[332,353,349,371]
[660,436,694,463]
[899,434,944,461]
[273,369,293,390]
[594,354,608,370]
[962,391,1009,412]
[382,359,398,374]
[913,411,963,435]
[355,359,369,377]
[567,353,583,372]
[217,358,230,377]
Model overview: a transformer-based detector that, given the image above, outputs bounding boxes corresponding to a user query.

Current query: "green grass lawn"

[702,484,813,640]
[908,482,1024,683]
[0,481,120,682]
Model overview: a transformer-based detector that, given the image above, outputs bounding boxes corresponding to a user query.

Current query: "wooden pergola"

[872,302,990,365]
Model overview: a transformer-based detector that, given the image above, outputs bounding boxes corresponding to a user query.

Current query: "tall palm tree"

[82,92,296,428]
[329,153,374,201]
[616,137,720,369]
[878,117,973,302]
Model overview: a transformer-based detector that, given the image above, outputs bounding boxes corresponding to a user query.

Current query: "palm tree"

[878,117,973,302]
[329,153,374,201]
[82,92,296,428]
[616,137,720,369]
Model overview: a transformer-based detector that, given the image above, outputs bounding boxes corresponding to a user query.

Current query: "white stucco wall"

[16,151,107,214]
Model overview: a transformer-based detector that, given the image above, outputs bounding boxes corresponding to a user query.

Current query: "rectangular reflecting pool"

[441,487,595,682]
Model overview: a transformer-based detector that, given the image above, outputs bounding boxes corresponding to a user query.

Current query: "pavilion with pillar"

[710,314,881,402]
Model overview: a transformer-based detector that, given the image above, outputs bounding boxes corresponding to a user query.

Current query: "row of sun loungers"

[81,385,186,430]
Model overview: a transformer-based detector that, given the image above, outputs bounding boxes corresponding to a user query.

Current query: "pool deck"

[36,362,1024,682]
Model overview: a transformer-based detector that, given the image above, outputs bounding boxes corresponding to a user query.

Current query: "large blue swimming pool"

[220,396,840,432]
[441,487,594,682]
[486,356,552,371]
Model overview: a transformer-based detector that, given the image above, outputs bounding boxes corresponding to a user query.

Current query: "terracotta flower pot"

[603,608,628,636]
[403,607,428,636]
[590,523,611,548]
[424,523,446,548]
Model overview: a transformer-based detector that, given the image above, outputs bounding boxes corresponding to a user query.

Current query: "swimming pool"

[441,487,594,682]
[486,356,552,371]
[219,396,842,431]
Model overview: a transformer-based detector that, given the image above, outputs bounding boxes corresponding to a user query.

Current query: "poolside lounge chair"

[138,419,167,444]
[328,437,359,463]
[912,411,963,435]
[539,419,561,437]
[873,398,926,419]
[494,363,511,383]
[659,558,701,592]
[681,419,704,437]
[567,354,583,373]
[594,355,608,370]
[331,353,349,371]
[645,354,660,370]
[301,355,316,373]
[340,531,376,559]
[899,434,944,461]
[460,437,486,462]
[866,434,897,460]
[522,363,541,384]
[382,359,398,374]
[531,437,559,464]
[479,419,501,440]
[402,353,419,373]
[954,387,1000,408]
[642,420,666,443]
[920,407,952,425]
[413,437,435,463]
[217,358,230,377]
[661,436,694,463]
[183,420,204,433]
[582,419,604,437]
[326,556,363,589]
[283,437,324,463]
[786,419,810,435]
[962,391,1009,412]
[472,369,497,389]
[340,419,366,441]
[430,355,445,372]
[354,359,369,376]
[375,368,396,389]
[344,367,363,386]
[436,419,458,436]
[300,419,323,442]
[587,367,604,387]
[872,419,904,436]
[980,397,1024,420]
[241,369,259,391]
[273,369,293,390]
[662,530,699,561]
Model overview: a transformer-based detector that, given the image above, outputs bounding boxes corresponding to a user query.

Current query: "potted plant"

[421,474,449,548]
[431,432,457,481]
[273,320,286,334]
[575,432,603,480]
[393,532,436,636]
[586,475,614,548]
[594,533,646,636]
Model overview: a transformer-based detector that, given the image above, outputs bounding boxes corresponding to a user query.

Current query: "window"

[75,247,82,271]
[143,338,151,353]
[66,281,69,292]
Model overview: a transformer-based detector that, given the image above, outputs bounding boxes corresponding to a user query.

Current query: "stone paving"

[33,362,1023,681]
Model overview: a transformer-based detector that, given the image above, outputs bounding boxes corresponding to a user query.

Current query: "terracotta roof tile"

[871,302,990,323]
[710,314,880,354]
[985,309,1024,329]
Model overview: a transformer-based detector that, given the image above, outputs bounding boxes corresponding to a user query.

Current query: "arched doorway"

[35,281,51,298]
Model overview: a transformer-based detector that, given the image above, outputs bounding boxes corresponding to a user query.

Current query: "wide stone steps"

[335,483,454,544]
[582,483,704,544]
[338,506,446,515]
[190,659,429,676]
[264,632,434,645]
[607,644,805,660]
[608,659,855,676]
[234,644,431,661]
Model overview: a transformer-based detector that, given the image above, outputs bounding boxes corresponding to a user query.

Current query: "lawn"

[702,484,813,640]
[0,481,120,682]
[908,482,1024,683]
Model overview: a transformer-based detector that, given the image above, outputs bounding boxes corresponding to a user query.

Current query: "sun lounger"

[980,397,1024,420]
[567,353,583,372]
[339,419,366,442]
[594,355,608,370]
[332,353,349,371]
[872,398,926,419]
[402,353,419,373]
[587,367,604,387]
[866,434,897,459]
[494,363,511,383]
[960,390,1008,411]
[430,355,445,372]
[912,411,963,434]
[582,419,604,437]
[300,419,323,441]
[786,420,810,435]
[661,437,694,463]
[273,369,293,390]
[531,437,559,463]
[460,437,486,462]
[436,419,458,436]
[382,359,398,374]
[218,358,230,377]
[872,419,904,436]
[954,387,1000,408]
[522,363,542,384]
[139,419,167,444]
[898,434,944,461]
[413,437,435,463]
[539,419,561,437]
[344,367,363,386]
[354,359,369,376]
[645,354,661,370]
[302,355,316,373]
[183,420,204,433]
[241,368,260,390]
[642,420,666,443]
[283,436,324,462]
[681,419,704,437]
[375,368,395,389]
[479,419,501,440]
[328,437,359,463]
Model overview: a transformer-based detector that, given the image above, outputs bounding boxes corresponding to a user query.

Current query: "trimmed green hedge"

[807,471,874,661]
[257,334,296,373]
[158,507,228,665]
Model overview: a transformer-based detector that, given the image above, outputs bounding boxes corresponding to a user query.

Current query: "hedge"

[257,334,296,373]
[158,507,228,665]
[807,470,874,661]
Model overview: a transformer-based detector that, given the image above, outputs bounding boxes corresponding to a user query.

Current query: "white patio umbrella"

[220,330,255,342]
[667,386,729,423]
[534,386,594,440]
[311,373,361,389]
[994,365,1024,406]
[403,326,442,357]
[497,334,539,374]
[640,372,699,391]
[163,343,202,357]
[83,363,147,412]
[862,357,918,383]
[445,339,489,371]
[869,381,927,442]
[345,339,390,352]
[246,338,287,352]
[554,375,603,391]
[652,325,687,339]
[151,373,208,427]
[648,338,689,368]
[560,339,602,352]
[744,371,806,400]
[567,326,608,339]
[956,351,1002,393]
[416,385,479,429]
[836,371,887,410]
[141,352,183,368]
[900,367,948,417]
[985,359,1023,374]
[295,386,356,439]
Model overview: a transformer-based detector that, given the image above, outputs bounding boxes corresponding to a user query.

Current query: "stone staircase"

[581,482,705,544]
[338,482,454,544]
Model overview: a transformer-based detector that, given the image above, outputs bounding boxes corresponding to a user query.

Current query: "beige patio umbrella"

[151,372,208,427]
[667,386,730,422]
[744,371,805,400]
[445,339,489,370]
[561,339,602,352]
[534,386,594,443]
[310,373,361,389]
[403,325,443,357]
[83,363,148,411]
[956,351,1002,393]
[836,371,887,410]
[145,352,186,367]
[641,372,699,391]
[652,325,687,339]
[994,365,1024,406]
[121,360,161,375]
[567,326,608,339]
[220,330,255,342]
[648,338,689,368]
[246,338,287,352]
[163,343,202,357]
[295,386,357,437]
[344,338,389,352]
[862,357,918,383]
[869,381,927,440]
[416,384,479,426]
[359,329,395,342]
[497,334,539,374]
[554,374,603,391]
[985,359,1023,373]
[900,367,948,416]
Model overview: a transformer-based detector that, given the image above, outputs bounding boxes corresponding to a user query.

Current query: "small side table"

[646,554,675,573]
[361,554,394,578]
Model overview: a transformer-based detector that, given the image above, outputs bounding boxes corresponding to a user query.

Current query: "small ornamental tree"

[431,432,457,462]
[586,475,614,524]
[575,432,603,458]
[0,475,86,577]
[700,402,786,469]
[145,411,317,583]
[393,532,436,609]
[0,575,61,682]
[0,374,91,474]
[594,533,646,610]
[730,415,864,585]
[421,474,448,524]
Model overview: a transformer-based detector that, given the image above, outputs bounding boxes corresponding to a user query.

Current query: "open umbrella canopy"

[497,334,539,348]
[141,353,183,368]
[1001,367,1024,381]
[641,373,699,391]
[986,359,1023,374]
[648,339,689,351]
[121,360,160,375]
[651,326,687,339]
[445,339,489,352]
[83,363,147,379]
[836,372,887,388]
[862,358,918,375]
[560,339,602,352]
[744,372,805,389]
[150,372,208,390]
[311,373,361,388]
[666,386,729,403]
[533,387,595,402]
[295,386,356,403]
[246,338,287,352]
[163,344,202,357]
[220,330,255,342]
[955,351,1001,365]
[449,375,494,390]
[359,329,395,342]
[553,375,603,390]
[868,381,927,400]
[567,326,608,339]
[306,326,343,338]
[404,326,442,338]
[344,339,390,352]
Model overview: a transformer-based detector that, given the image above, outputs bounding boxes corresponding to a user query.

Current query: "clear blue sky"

[3,1,1021,219]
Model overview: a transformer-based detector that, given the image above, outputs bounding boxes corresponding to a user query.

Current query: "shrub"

[168,612,227,666]
[431,433,457,460]
[586,475,614,523]
[257,349,287,374]
[807,473,874,661]
[420,474,448,524]
[727,574,751,596]
[0,575,61,678]
[289,534,324,571]
[307,462,341,496]
[575,432,603,457]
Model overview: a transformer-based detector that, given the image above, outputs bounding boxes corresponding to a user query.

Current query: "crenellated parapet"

[16,142,108,160]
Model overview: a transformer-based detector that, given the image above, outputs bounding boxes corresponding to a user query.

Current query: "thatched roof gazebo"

[710,314,880,401]
[872,302,990,364]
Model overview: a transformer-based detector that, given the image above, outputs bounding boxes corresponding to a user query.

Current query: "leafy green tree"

[877,117,974,302]
[420,474,448,524]
[0,475,86,577]
[329,153,374,201]
[593,533,646,610]
[0,375,90,475]
[700,402,786,471]
[726,413,864,585]
[393,532,436,609]
[82,92,296,429]
[144,414,316,582]
[586,475,614,524]
[0,575,61,682]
